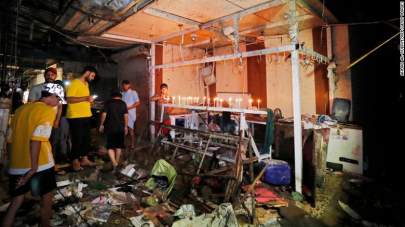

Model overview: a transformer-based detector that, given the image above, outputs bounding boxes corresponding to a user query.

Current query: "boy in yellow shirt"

[2,83,65,227]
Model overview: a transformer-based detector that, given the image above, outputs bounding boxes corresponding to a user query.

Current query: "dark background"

[325,0,403,184]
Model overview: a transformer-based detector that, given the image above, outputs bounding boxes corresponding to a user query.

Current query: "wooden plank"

[153,0,285,43]
[150,0,241,23]
[143,8,201,27]
[101,33,152,44]
[201,0,285,29]
[108,11,194,41]
[226,0,271,9]
[241,14,314,35]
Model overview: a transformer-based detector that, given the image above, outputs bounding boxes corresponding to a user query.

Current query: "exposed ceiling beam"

[202,0,285,29]
[183,40,212,48]
[97,0,155,36]
[152,27,199,44]
[101,33,152,44]
[143,8,201,27]
[296,0,337,23]
[152,0,285,43]
[240,14,314,35]
[183,14,313,49]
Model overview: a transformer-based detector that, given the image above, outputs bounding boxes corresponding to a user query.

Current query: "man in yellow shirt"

[66,66,97,171]
[2,83,65,227]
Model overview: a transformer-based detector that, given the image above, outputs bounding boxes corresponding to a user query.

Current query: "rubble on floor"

[0,144,403,226]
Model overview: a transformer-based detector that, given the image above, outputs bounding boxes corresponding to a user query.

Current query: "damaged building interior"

[0,0,403,226]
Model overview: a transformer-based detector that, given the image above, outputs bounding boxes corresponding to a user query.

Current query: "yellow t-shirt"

[9,102,56,174]
[66,79,92,118]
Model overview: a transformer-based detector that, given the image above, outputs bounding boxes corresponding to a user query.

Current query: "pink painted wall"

[214,45,248,93]
[265,29,317,117]
[162,44,206,97]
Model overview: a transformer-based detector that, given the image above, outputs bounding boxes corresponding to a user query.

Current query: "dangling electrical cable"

[14,0,20,78]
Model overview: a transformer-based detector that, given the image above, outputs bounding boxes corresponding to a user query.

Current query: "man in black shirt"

[99,91,128,171]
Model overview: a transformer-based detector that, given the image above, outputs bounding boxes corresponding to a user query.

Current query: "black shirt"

[103,99,128,133]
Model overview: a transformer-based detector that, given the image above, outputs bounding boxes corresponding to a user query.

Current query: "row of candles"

[169,96,261,109]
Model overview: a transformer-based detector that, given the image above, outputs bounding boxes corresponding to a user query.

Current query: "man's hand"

[16,168,37,189]
[88,96,94,103]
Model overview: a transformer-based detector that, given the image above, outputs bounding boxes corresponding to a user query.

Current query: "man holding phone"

[66,66,97,171]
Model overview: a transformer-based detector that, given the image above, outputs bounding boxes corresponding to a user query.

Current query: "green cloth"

[292,191,304,201]
[262,108,274,154]
[145,159,177,198]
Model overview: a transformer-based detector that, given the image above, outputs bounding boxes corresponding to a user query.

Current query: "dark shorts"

[9,168,56,197]
[106,131,125,149]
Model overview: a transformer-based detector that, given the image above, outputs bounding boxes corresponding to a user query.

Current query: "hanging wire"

[14,0,20,79]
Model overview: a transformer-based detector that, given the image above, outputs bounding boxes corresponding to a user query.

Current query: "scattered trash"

[255,187,284,204]
[89,204,112,223]
[338,200,361,220]
[121,164,137,177]
[56,179,73,187]
[145,159,177,199]
[292,191,304,202]
[174,204,196,219]
[130,214,155,227]
[91,195,108,205]
[256,207,280,226]
[172,203,239,227]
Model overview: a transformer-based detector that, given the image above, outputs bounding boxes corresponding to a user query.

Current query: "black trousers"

[68,117,91,160]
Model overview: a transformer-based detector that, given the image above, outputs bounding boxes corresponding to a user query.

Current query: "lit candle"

[203,96,206,106]
[249,98,253,108]
[214,97,218,107]
[257,99,261,109]
[178,96,181,105]
[237,98,241,109]
[188,96,192,105]
[197,97,200,105]
[219,98,223,107]
[207,97,211,107]
[172,96,175,104]
[228,97,233,108]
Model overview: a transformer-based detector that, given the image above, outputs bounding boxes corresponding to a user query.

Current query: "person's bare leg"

[2,194,25,227]
[108,149,118,167]
[72,158,81,171]
[115,149,122,166]
[81,155,94,166]
[129,128,135,149]
[40,191,53,227]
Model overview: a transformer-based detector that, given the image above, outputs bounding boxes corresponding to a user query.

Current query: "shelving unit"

[146,0,332,193]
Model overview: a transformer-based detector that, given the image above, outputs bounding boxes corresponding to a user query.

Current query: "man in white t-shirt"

[121,80,140,149]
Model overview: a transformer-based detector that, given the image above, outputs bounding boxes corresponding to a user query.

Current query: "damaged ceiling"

[0,0,337,74]
[0,0,154,74]
[104,0,337,49]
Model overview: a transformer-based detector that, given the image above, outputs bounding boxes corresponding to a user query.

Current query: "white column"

[326,26,335,113]
[149,44,156,141]
[288,0,303,193]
